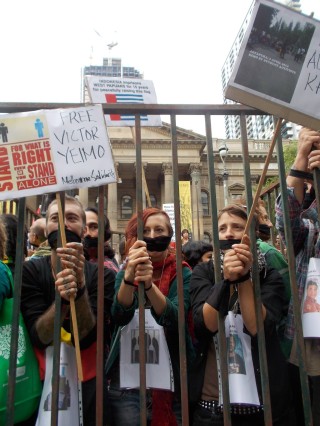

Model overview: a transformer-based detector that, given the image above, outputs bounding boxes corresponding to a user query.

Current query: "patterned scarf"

[218,247,266,276]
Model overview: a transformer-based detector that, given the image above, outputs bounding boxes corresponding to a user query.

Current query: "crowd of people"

[0,127,319,425]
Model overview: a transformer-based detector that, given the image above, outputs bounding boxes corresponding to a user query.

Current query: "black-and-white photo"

[131,329,160,365]
[234,3,315,102]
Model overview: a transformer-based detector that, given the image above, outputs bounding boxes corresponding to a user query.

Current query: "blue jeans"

[107,385,182,426]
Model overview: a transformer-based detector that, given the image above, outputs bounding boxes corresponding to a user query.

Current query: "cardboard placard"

[0,105,116,200]
[225,0,320,129]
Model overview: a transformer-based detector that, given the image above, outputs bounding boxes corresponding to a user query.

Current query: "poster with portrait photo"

[302,258,320,338]
[217,312,260,406]
[225,0,320,130]
[120,309,174,391]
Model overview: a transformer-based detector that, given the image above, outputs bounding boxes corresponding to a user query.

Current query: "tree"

[264,140,297,188]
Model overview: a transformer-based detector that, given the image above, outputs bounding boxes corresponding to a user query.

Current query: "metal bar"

[266,192,275,244]
[313,169,320,214]
[134,116,147,426]
[275,131,313,426]
[0,102,268,116]
[96,185,105,426]
[51,194,64,426]
[205,114,232,425]
[6,197,26,425]
[170,114,189,425]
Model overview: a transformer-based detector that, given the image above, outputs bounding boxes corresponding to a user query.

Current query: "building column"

[189,163,203,240]
[78,188,88,209]
[162,163,173,204]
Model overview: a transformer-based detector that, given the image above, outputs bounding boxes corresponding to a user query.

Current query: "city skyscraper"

[222,0,302,140]
[81,57,143,102]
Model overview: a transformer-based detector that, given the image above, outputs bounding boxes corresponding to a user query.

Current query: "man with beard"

[84,207,119,273]
[20,195,115,425]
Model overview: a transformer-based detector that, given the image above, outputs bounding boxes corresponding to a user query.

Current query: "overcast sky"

[1,0,319,137]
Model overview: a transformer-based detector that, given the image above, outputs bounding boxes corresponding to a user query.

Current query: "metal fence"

[1,102,317,426]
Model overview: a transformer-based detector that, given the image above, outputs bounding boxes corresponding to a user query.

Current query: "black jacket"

[21,256,115,350]
[189,260,291,422]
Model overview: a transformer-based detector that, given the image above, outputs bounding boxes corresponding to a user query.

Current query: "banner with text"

[179,181,192,235]
[225,0,320,129]
[85,76,162,127]
[162,203,176,242]
[0,105,116,201]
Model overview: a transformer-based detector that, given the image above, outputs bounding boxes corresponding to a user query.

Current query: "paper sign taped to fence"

[302,258,320,338]
[85,76,162,127]
[225,0,320,129]
[0,105,116,201]
[162,203,176,242]
[120,309,174,391]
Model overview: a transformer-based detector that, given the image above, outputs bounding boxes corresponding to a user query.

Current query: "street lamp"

[219,142,229,207]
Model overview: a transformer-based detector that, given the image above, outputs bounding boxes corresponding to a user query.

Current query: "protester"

[0,217,41,425]
[0,214,28,276]
[275,234,282,251]
[236,198,291,358]
[190,204,292,425]
[118,238,126,266]
[236,198,273,242]
[84,207,119,273]
[182,241,213,269]
[27,217,51,260]
[255,199,274,242]
[106,207,194,426]
[28,218,46,249]
[276,127,320,425]
[20,195,116,425]
[181,229,190,246]
[0,217,10,308]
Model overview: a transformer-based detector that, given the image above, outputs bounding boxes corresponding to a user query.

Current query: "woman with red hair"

[106,207,194,426]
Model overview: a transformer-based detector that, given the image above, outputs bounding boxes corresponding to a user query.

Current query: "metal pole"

[223,169,229,207]
[195,179,200,239]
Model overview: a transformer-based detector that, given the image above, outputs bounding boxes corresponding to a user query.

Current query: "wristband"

[75,285,86,300]
[145,284,153,292]
[289,169,313,181]
[124,278,135,287]
[226,271,251,286]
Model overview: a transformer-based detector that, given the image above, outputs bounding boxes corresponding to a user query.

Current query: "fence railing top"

[0,102,268,116]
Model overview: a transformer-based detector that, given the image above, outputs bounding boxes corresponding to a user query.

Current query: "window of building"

[230,193,243,200]
[201,190,210,216]
[203,232,211,243]
[121,195,133,219]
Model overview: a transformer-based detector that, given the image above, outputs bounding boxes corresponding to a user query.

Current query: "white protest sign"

[225,0,320,129]
[120,309,174,391]
[0,105,116,201]
[85,76,162,127]
[162,203,176,242]
[302,258,320,338]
